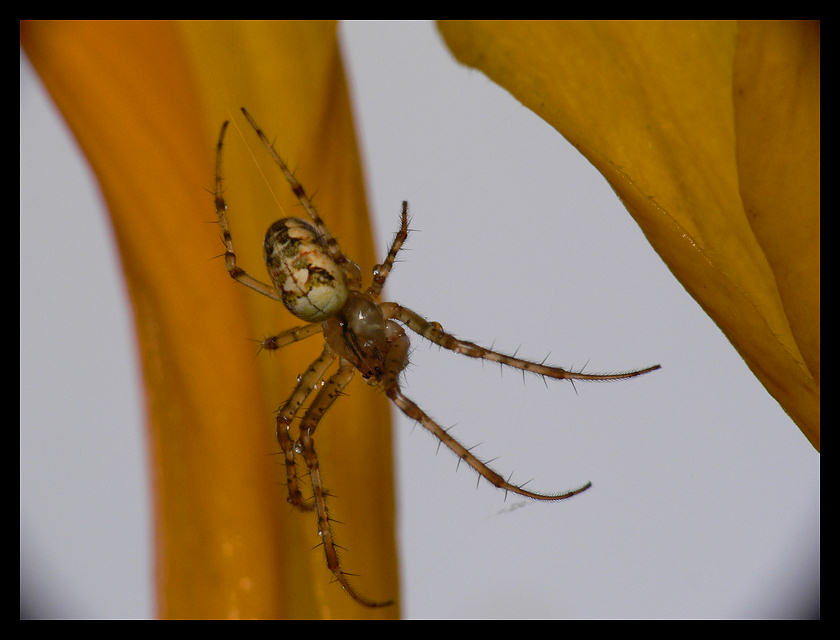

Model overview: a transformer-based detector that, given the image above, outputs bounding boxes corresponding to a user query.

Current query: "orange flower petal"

[438,20,820,450]
[21,19,399,618]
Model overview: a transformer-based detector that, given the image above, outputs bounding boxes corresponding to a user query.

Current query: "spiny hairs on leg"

[275,353,393,606]
[296,360,394,608]
[274,347,336,511]
[299,430,394,608]
[376,300,658,501]
[366,201,409,300]
[378,340,591,502]
[258,323,322,353]
[382,303,661,382]
[214,120,285,301]
[386,385,592,501]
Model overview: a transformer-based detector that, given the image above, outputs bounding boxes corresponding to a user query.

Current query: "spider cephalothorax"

[214,108,660,608]
[323,291,410,382]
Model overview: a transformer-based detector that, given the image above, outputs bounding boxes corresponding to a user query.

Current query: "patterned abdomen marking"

[264,218,349,322]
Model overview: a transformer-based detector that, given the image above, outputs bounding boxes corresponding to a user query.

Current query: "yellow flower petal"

[21,19,399,618]
[438,20,820,450]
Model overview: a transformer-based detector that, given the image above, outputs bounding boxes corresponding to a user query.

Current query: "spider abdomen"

[264,218,349,322]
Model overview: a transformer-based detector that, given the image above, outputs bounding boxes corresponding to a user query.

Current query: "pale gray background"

[20,21,819,619]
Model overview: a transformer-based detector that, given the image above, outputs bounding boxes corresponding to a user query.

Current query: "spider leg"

[275,346,337,511]
[384,388,591,501]
[214,120,284,300]
[382,303,661,381]
[239,108,362,290]
[260,322,322,353]
[297,358,355,437]
[378,329,589,502]
[297,359,393,608]
[366,202,409,299]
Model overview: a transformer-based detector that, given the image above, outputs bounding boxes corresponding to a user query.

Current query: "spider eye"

[360,365,384,386]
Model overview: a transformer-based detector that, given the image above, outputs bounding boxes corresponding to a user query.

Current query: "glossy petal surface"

[438,20,820,450]
[21,19,399,618]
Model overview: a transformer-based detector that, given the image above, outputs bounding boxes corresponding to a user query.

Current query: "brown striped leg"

[366,202,409,299]
[377,327,588,501]
[382,303,661,382]
[239,108,362,290]
[297,358,356,437]
[214,120,284,300]
[275,347,336,511]
[385,387,591,501]
[297,360,393,608]
[259,322,322,353]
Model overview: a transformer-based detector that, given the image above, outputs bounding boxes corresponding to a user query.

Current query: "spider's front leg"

[382,303,661,382]
[379,324,590,502]
[366,202,409,300]
[296,359,394,608]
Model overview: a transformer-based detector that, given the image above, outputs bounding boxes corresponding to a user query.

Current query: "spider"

[214,108,661,608]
